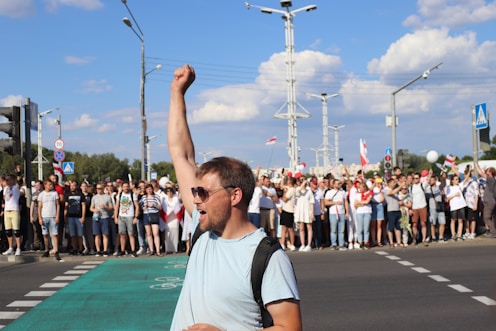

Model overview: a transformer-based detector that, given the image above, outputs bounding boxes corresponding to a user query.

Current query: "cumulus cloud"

[72,113,98,128]
[97,123,115,133]
[188,50,342,124]
[404,0,496,29]
[65,56,96,65]
[43,0,103,12]
[0,95,23,107]
[0,0,36,18]
[79,79,112,94]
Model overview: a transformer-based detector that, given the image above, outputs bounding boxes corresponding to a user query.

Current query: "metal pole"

[391,93,397,167]
[140,40,146,181]
[38,114,43,180]
[56,114,62,185]
[472,104,479,176]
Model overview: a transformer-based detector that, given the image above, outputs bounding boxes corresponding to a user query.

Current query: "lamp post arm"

[122,1,144,37]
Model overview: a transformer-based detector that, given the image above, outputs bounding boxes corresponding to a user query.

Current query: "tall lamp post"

[390,62,442,167]
[308,92,338,173]
[37,107,59,180]
[121,0,162,181]
[246,1,317,172]
[329,125,345,167]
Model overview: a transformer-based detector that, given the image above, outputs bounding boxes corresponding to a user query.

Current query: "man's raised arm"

[168,64,197,216]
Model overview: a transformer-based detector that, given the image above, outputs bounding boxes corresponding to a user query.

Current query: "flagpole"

[267,143,275,174]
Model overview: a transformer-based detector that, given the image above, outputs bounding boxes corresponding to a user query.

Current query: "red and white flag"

[360,139,369,170]
[53,163,64,178]
[444,154,456,168]
[265,136,277,145]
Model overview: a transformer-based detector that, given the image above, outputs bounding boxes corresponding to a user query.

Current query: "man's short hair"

[196,157,255,208]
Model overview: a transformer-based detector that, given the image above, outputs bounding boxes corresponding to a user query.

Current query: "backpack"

[189,226,283,328]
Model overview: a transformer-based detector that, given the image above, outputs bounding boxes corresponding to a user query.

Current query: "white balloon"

[426,150,438,163]
[159,176,170,188]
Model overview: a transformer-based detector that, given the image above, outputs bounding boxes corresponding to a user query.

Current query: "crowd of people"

[247,162,494,252]
[0,172,187,260]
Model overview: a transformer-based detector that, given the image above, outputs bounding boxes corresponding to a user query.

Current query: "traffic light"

[384,154,392,171]
[0,106,21,155]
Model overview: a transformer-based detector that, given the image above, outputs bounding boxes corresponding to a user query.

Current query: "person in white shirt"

[410,172,429,245]
[1,175,22,256]
[446,175,467,241]
[114,182,139,257]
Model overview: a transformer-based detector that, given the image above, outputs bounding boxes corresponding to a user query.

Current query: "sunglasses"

[191,186,234,202]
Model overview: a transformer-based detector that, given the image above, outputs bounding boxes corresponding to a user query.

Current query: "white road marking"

[448,284,473,293]
[375,251,389,256]
[411,267,431,273]
[40,282,68,288]
[53,276,79,281]
[65,270,88,275]
[7,300,41,308]
[428,275,450,282]
[74,265,97,269]
[397,261,415,266]
[472,296,496,306]
[25,291,56,297]
[386,255,401,260]
[0,312,24,319]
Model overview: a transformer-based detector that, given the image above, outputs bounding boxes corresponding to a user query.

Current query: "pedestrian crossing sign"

[63,162,74,175]
[475,103,488,130]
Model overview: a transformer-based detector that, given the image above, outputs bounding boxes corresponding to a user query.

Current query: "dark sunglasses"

[191,186,234,202]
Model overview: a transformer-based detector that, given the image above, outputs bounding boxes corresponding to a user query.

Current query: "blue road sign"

[475,103,488,130]
[63,162,75,175]
[54,150,65,162]
[385,147,392,155]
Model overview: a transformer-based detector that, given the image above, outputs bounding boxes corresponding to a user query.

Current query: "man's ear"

[230,187,243,207]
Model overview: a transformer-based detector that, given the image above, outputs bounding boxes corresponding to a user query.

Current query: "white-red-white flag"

[444,154,456,168]
[360,139,369,170]
[53,163,64,178]
[265,136,277,145]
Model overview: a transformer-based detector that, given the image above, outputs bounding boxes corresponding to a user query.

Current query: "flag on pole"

[53,163,64,178]
[265,136,277,145]
[444,154,456,169]
[360,139,369,170]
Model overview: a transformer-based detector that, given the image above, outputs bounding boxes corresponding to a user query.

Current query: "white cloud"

[404,0,496,29]
[43,0,103,12]
[71,113,98,129]
[0,95,24,107]
[65,56,96,65]
[0,0,36,18]
[79,79,112,94]
[188,50,342,124]
[97,123,115,133]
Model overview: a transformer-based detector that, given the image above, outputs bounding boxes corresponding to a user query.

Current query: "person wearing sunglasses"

[168,64,301,331]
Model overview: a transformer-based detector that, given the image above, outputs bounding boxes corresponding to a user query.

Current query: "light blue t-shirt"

[170,209,299,331]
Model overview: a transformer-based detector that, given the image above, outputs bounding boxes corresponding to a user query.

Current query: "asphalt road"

[1,239,496,330]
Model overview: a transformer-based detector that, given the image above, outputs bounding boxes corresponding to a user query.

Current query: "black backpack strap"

[188,224,205,256]
[251,236,282,328]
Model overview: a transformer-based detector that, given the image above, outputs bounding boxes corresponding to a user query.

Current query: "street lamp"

[246,1,317,172]
[310,147,320,175]
[308,92,338,173]
[121,0,162,181]
[329,125,345,167]
[389,62,442,167]
[146,135,157,182]
[199,151,212,164]
[37,107,59,180]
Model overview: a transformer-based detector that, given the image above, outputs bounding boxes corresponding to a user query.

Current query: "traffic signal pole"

[24,98,33,205]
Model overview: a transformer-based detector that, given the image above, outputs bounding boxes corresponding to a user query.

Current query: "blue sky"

[1,0,496,173]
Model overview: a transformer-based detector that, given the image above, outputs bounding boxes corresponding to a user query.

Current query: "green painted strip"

[5,257,187,330]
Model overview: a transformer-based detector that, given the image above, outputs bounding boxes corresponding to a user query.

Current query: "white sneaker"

[353,243,360,249]
[288,244,296,251]
[2,248,14,255]
[303,245,312,252]
[348,243,353,250]
[298,245,305,252]
[15,248,21,256]
[136,247,144,255]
